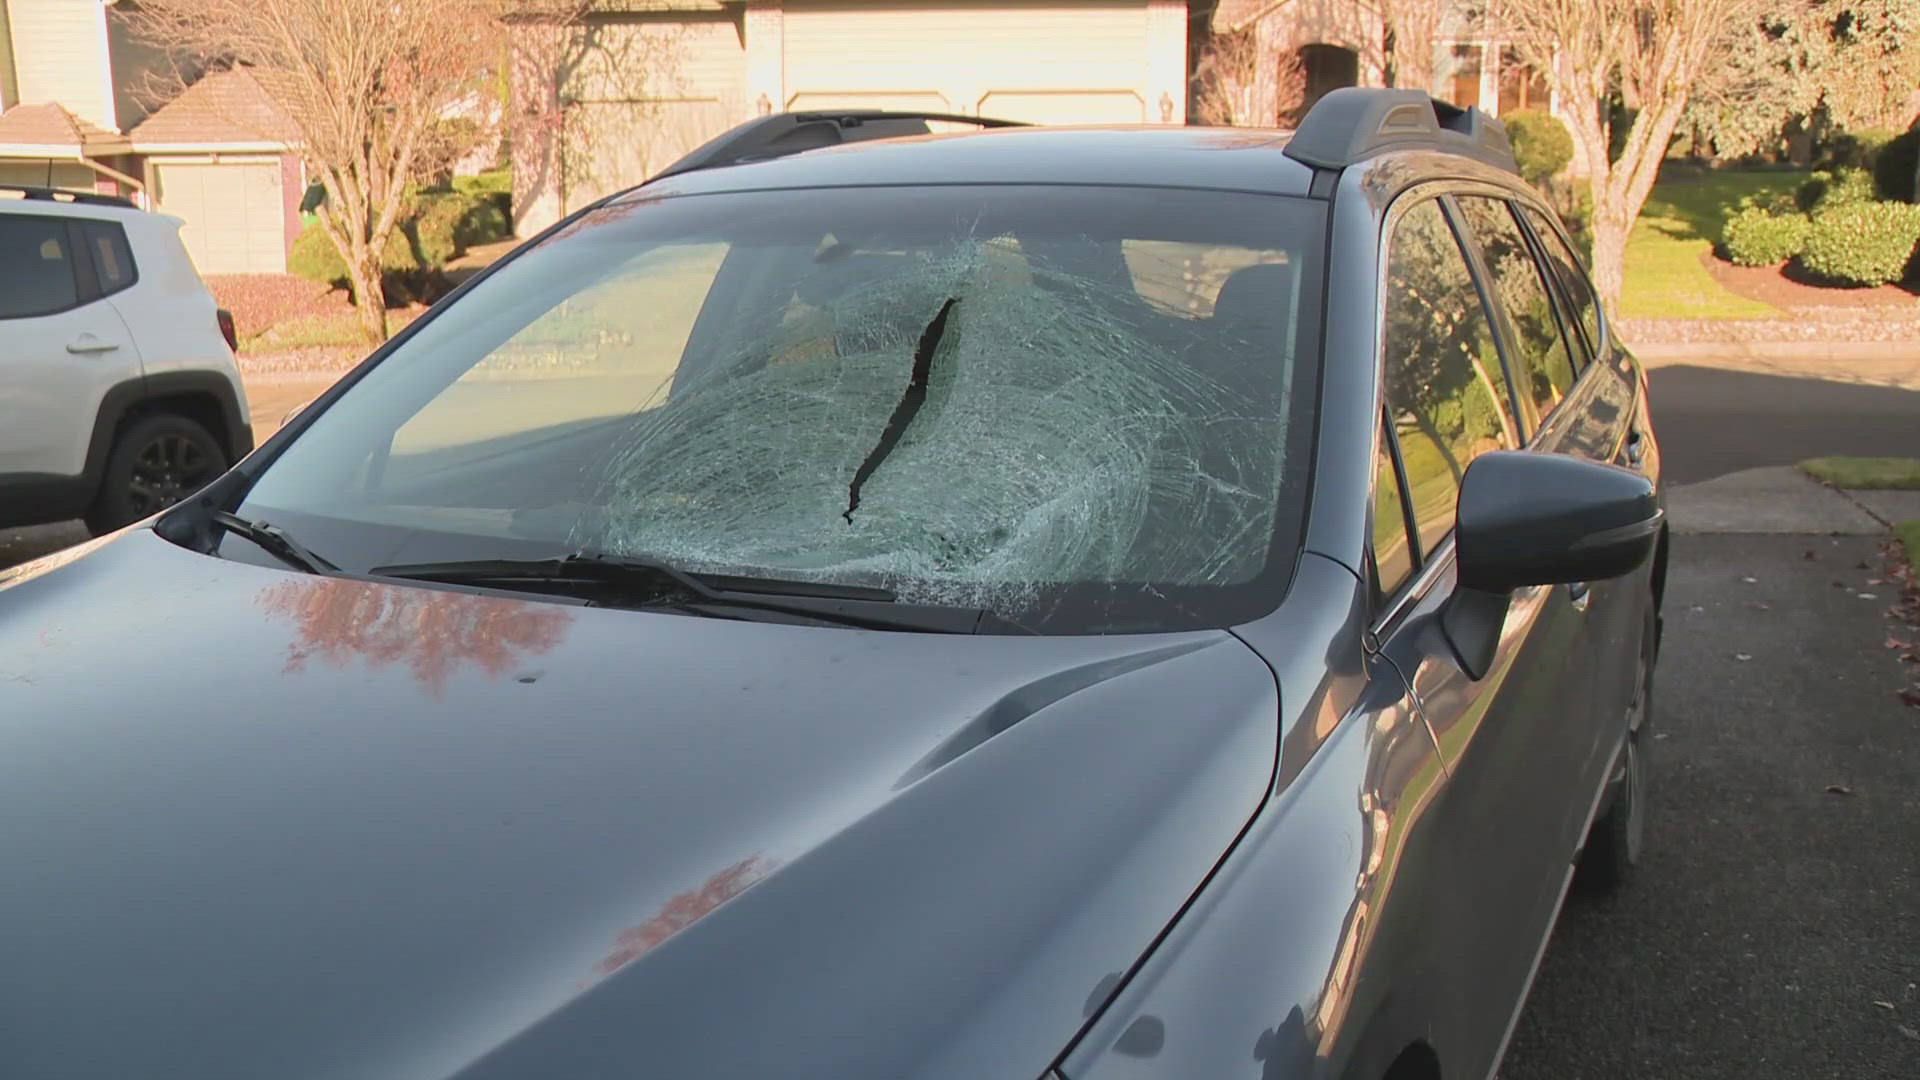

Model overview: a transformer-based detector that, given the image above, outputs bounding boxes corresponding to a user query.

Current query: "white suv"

[0,186,251,535]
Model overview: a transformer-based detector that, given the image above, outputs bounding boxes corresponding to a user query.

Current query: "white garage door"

[783,1,1151,123]
[152,160,285,274]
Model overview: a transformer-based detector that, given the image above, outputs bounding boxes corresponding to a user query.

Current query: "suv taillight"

[216,308,237,352]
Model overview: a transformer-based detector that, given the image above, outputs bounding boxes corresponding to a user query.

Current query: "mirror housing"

[1455,451,1662,593]
[1438,451,1661,680]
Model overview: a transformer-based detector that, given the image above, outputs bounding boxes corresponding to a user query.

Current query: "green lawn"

[1897,519,1920,565]
[1618,167,1809,321]
[1798,456,1920,490]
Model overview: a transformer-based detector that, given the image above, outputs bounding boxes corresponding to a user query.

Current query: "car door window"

[1454,196,1577,421]
[82,221,137,296]
[1518,204,1601,362]
[0,217,82,318]
[1372,410,1416,600]
[1382,198,1518,559]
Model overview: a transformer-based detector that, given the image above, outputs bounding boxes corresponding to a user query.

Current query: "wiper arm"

[367,553,1027,635]
[209,510,338,575]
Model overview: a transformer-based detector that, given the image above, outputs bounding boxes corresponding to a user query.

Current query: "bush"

[288,221,419,286]
[1796,167,1877,214]
[1721,205,1812,265]
[1795,200,1920,286]
[1503,108,1574,185]
[1826,127,1899,171]
[1874,126,1920,202]
[453,169,512,226]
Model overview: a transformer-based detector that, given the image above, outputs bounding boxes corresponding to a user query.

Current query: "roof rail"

[1282,88,1517,175]
[650,110,1026,183]
[0,184,138,209]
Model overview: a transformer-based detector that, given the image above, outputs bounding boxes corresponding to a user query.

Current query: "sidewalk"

[1667,466,1920,536]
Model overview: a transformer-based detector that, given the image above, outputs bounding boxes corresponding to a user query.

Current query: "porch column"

[744,0,784,117]
[1147,0,1187,124]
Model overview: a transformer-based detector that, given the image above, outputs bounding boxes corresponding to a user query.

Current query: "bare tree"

[131,0,500,342]
[1375,0,1454,93]
[1192,26,1305,126]
[1492,0,1771,312]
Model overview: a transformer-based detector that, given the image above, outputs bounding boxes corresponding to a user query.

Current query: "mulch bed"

[204,274,354,341]
[1701,250,1920,313]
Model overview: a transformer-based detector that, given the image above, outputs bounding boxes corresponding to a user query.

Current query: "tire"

[1575,603,1656,894]
[83,414,228,535]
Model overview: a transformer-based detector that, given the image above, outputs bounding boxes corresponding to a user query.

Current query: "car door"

[0,215,142,480]
[1514,200,1658,730]
[1447,192,1618,847]
[1363,192,1599,1078]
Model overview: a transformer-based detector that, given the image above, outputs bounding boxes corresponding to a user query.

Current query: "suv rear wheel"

[84,414,227,535]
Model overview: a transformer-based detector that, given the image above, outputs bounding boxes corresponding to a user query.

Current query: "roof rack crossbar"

[0,183,138,209]
[1281,88,1518,175]
[649,110,1027,183]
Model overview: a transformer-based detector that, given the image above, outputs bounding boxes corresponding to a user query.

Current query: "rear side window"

[82,221,137,295]
[1371,412,1415,599]
[0,217,81,319]
[1519,204,1601,359]
[1453,196,1577,422]
[1381,199,1518,559]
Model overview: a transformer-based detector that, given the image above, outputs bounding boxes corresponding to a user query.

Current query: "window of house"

[1497,48,1550,114]
[1453,196,1577,423]
[1381,198,1517,559]
[1447,44,1484,109]
[0,217,81,319]
[1518,204,1602,360]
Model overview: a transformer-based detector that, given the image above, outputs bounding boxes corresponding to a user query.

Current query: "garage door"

[152,160,285,274]
[0,161,97,191]
[783,1,1151,123]
[562,20,746,207]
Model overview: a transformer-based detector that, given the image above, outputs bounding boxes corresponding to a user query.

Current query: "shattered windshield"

[238,185,1324,633]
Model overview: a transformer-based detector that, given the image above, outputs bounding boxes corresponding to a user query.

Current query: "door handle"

[1567,581,1592,611]
[1624,428,1647,467]
[66,335,119,354]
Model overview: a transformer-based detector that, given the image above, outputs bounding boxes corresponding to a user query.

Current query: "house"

[516,0,1571,234]
[0,1,303,273]
[514,0,1195,232]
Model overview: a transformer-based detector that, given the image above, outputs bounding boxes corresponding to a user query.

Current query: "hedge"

[1874,126,1920,203]
[1795,167,1876,214]
[1721,205,1812,266]
[1826,127,1899,171]
[1502,108,1573,186]
[1795,200,1920,286]
[289,188,511,289]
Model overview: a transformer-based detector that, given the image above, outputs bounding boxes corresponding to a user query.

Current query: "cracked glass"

[239,185,1325,633]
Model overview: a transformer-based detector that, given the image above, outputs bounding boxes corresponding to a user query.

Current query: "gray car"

[0,88,1663,1080]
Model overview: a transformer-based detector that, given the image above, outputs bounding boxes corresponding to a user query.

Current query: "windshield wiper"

[367,553,1027,634]
[209,510,338,575]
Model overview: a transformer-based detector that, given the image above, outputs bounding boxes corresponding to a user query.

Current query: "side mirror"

[1440,451,1662,678]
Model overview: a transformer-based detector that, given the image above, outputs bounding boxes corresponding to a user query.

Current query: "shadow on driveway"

[1650,365,1920,485]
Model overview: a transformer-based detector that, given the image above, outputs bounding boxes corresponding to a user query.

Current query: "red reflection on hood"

[597,855,778,976]
[257,577,572,697]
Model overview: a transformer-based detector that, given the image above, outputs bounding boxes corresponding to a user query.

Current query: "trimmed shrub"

[1874,126,1920,202]
[1503,108,1574,185]
[453,169,512,226]
[1826,127,1899,171]
[1721,205,1811,265]
[1796,167,1876,214]
[287,221,419,287]
[1796,200,1920,286]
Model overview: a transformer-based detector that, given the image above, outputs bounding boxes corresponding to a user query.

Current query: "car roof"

[632,125,1323,202]
[0,192,162,224]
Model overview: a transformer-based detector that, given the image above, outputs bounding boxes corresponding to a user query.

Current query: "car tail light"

[216,308,237,352]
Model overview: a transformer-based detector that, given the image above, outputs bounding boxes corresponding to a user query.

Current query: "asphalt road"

[1501,534,1920,1078]
[1647,362,1920,485]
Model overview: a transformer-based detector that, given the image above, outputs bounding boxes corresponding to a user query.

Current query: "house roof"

[129,67,302,149]
[0,103,131,155]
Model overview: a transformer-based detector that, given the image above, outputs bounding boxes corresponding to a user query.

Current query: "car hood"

[0,530,1280,1080]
